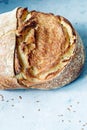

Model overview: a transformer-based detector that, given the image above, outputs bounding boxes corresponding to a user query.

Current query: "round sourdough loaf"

[0,7,85,89]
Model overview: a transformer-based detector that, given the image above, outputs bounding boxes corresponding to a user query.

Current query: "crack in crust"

[13,7,84,89]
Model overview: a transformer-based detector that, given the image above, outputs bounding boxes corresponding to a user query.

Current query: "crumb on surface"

[6,100,9,102]
[62,120,64,122]
[38,109,40,111]
[19,96,22,99]
[11,98,14,101]
[67,107,71,111]
[70,105,72,107]
[83,124,85,127]
[0,94,4,101]
[22,116,24,118]
[12,105,14,107]
[77,101,80,104]
[73,110,76,112]
[36,101,40,102]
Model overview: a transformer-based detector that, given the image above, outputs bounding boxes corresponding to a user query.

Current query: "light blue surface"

[0,0,87,130]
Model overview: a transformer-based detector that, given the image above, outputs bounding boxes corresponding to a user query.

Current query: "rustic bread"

[0,7,85,89]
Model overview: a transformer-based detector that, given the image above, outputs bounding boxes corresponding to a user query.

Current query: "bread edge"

[29,32,85,90]
[0,10,85,89]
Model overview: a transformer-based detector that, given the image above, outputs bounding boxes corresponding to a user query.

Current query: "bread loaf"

[0,7,85,89]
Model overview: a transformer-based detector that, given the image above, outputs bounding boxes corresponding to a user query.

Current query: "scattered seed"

[67,108,71,111]
[62,120,64,122]
[19,96,22,99]
[83,124,85,127]
[11,98,14,101]
[12,105,14,107]
[79,120,81,123]
[22,116,24,118]
[36,101,40,103]
[38,109,40,111]
[70,105,72,107]
[0,94,4,101]
[77,101,80,104]
[73,110,76,113]
[6,100,9,102]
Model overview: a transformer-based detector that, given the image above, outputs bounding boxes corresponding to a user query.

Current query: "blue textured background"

[0,1,87,130]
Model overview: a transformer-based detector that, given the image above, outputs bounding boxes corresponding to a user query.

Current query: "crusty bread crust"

[30,33,85,89]
[0,33,84,89]
[0,8,85,89]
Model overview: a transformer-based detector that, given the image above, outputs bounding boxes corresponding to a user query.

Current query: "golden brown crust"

[15,8,80,89]
[30,33,85,89]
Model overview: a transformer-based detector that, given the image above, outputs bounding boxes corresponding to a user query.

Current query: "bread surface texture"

[0,7,85,89]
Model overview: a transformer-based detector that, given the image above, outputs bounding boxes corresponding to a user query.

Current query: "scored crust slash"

[0,7,85,89]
